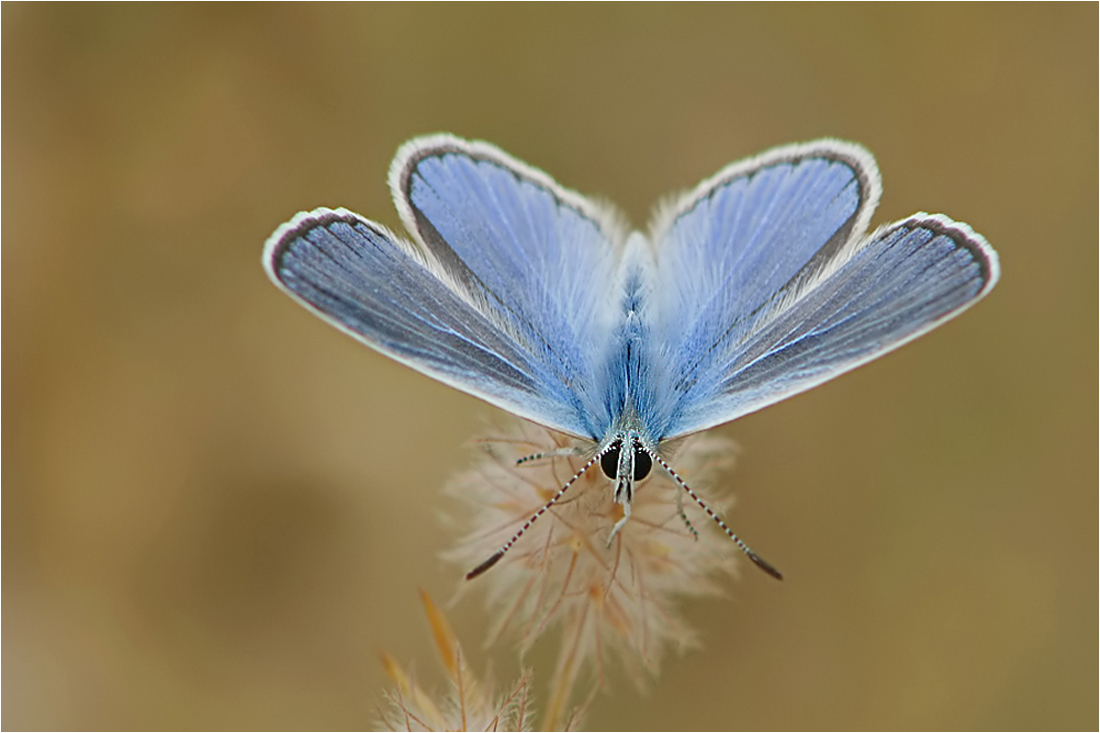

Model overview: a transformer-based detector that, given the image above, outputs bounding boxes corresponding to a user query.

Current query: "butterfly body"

[265,135,998,579]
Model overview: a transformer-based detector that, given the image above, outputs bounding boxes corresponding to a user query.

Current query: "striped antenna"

[647,449,783,580]
[465,446,611,580]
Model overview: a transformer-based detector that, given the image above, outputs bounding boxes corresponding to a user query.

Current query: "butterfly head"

[595,431,662,547]
[600,433,655,502]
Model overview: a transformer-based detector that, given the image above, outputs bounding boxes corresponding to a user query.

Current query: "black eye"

[600,442,653,481]
[632,447,652,481]
[600,444,621,479]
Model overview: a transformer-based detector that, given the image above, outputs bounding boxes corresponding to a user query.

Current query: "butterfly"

[263,135,999,581]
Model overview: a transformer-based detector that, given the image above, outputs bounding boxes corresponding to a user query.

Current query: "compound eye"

[600,444,621,479]
[633,447,653,481]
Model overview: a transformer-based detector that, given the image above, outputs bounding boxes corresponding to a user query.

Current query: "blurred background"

[3,5,1096,729]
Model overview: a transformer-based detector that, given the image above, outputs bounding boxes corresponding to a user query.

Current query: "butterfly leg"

[467,448,608,580]
[676,487,700,540]
[648,449,783,580]
[515,445,586,467]
[606,494,632,548]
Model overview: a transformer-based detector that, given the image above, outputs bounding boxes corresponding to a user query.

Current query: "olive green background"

[4,4,1096,730]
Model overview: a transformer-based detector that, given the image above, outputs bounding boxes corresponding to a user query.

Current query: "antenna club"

[466,551,504,580]
[646,447,783,581]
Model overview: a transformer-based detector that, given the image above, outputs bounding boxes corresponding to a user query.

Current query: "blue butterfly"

[263,135,999,580]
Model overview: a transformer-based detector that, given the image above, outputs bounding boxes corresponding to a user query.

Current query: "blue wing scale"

[264,136,998,450]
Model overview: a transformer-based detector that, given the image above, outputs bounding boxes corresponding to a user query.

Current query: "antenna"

[465,446,611,580]
[647,448,784,580]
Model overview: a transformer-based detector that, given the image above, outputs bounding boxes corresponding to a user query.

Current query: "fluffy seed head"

[443,419,745,718]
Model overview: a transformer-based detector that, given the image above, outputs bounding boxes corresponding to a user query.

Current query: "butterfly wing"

[264,136,624,439]
[651,140,999,440]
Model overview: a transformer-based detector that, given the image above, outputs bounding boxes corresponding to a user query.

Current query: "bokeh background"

[4,4,1096,730]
